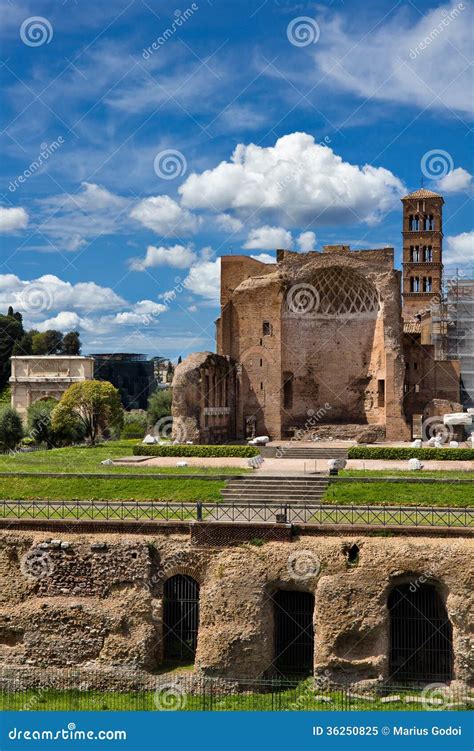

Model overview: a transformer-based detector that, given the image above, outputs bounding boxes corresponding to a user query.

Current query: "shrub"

[147,388,172,428]
[0,406,23,450]
[348,446,474,461]
[133,444,259,458]
[27,399,57,446]
[121,412,148,439]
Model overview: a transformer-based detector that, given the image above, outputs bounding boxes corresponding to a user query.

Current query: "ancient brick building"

[173,191,461,442]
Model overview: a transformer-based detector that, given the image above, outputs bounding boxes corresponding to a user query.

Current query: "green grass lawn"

[324,480,474,507]
[0,476,224,503]
[0,685,469,711]
[0,441,247,476]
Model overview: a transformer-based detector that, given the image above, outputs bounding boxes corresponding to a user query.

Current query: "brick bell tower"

[401,188,444,319]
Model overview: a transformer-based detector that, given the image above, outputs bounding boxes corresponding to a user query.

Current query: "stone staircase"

[221,475,330,504]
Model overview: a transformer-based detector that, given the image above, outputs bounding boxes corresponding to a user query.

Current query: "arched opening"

[388,582,453,684]
[272,590,314,677]
[163,575,200,665]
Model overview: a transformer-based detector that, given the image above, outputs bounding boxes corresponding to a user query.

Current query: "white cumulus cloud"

[215,213,244,233]
[0,206,28,233]
[130,243,197,270]
[179,133,405,226]
[0,274,126,316]
[297,231,317,252]
[36,311,92,332]
[434,167,472,194]
[183,258,221,304]
[244,225,293,250]
[444,230,474,265]
[130,195,199,236]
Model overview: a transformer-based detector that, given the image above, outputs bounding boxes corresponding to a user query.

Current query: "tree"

[27,399,58,446]
[31,330,63,355]
[177,355,182,365]
[61,331,81,355]
[12,330,36,356]
[147,387,172,427]
[52,380,123,445]
[0,310,24,387]
[0,406,23,450]
[166,360,174,383]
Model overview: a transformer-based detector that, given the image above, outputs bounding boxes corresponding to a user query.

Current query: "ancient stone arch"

[387,577,454,684]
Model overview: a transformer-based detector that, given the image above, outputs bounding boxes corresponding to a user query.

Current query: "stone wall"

[0,530,472,689]
[171,352,237,443]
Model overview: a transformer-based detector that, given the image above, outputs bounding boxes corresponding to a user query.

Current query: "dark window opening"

[413,362,418,370]
[377,379,385,408]
[424,246,433,262]
[263,321,271,336]
[260,382,264,391]
[388,582,453,684]
[345,543,360,566]
[409,215,420,231]
[273,590,314,677]
[424,214,434,230]
[423,277,433,292]
[410,277,420,292]
[260,358,263,367]
[163,575,200,664]
[283,372,293,410]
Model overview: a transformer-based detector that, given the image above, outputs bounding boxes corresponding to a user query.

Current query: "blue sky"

[0,0,472,360]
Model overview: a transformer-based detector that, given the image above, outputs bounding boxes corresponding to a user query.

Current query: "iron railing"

[0,670,471,711]
[0,499,472,527]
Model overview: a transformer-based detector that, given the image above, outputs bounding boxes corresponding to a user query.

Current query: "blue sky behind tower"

[0,0,472,358]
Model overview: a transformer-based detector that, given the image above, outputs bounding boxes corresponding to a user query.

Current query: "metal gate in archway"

[273,590,314,677]
[388,582,453,684]
[163,575,200,663]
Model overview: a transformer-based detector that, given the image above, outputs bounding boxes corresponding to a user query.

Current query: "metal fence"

[0,499,472,528]
[0,671,471,711]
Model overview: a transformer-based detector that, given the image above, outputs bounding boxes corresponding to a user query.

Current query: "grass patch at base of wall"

[0,477,224,503]
[0,686,469,711]
[324,481,474,507]
[0,441,248,475]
